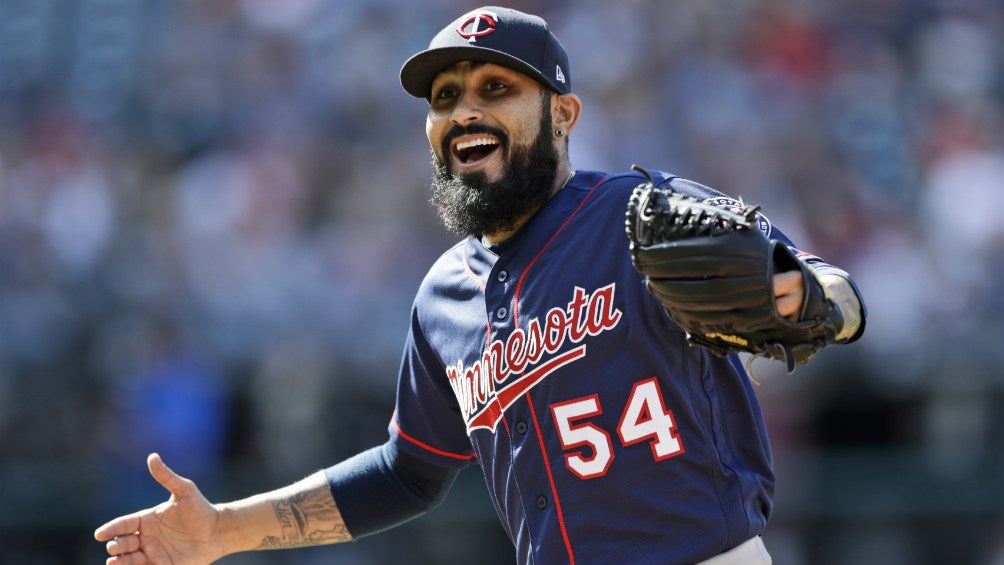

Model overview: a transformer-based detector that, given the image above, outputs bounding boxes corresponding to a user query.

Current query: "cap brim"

[400,46,554,99]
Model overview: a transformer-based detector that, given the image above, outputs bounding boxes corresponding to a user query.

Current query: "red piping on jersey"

[513,174,607,565]
[511,174,608,326]
[391,411,476,461]
[527,391,576,565]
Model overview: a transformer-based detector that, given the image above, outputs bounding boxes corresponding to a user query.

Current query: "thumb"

[147,452,196,498]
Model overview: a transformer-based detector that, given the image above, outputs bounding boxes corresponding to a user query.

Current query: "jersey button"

[535,496,548,509]
[495,307,508,319]
[497,270,508,282]
[516,421,528,434]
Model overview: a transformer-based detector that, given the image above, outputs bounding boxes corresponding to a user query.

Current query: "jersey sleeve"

[325,441,459,538]
[388,306,477,468]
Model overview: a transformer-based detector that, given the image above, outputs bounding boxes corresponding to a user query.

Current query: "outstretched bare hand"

[95,454,226,565]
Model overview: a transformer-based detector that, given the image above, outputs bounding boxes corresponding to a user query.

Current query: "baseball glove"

[625,166,843,372]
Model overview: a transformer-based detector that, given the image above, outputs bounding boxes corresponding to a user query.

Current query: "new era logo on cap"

[400,6,572,99]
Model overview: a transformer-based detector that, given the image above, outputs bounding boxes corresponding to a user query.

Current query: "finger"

[772,271,802,297]
[106,534,141,556]
[107,552,149,565]
[95,513,142,542]
[147,453,195,498]
[775,293,802,319]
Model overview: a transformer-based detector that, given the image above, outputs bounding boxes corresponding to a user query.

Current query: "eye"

[485,80,507,93]
[433,86,458,101]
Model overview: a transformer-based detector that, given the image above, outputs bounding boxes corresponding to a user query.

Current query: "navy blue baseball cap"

[400,6,571,99]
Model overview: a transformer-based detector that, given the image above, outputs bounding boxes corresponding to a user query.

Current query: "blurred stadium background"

[0,1,1002,564]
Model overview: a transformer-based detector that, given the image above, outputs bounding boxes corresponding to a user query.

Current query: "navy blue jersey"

[389,169,834,564]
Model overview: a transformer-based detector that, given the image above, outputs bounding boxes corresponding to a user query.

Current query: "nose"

[449,92,483,127]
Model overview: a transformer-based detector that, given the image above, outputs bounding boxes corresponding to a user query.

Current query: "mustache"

[440,123,509,164]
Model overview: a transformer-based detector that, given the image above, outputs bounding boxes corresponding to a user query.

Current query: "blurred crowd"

[0,1,1001,564]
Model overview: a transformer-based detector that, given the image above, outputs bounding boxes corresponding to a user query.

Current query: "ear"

[552,93,582,137]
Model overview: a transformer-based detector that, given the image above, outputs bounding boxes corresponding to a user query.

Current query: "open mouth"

[452,136,501,165]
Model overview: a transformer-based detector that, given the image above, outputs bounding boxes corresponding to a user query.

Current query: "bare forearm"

[216,471,352,556]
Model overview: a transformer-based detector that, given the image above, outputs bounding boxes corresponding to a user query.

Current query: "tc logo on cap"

[456,10,498,43]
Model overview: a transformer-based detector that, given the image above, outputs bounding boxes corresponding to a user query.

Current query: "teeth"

[456,137,498,151]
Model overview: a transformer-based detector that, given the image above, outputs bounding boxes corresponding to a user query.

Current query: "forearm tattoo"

[257,486,350,549]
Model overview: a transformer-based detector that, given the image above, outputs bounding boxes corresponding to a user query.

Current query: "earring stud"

[555,129,565,137]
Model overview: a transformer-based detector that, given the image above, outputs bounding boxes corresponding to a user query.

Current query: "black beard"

[430,107,559,239]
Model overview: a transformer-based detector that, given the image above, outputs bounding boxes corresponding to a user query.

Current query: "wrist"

[213,501,262,557]
[820,274,863,342]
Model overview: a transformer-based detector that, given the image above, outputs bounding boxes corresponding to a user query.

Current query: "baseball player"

[95,6,865,565]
